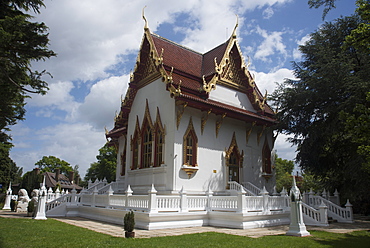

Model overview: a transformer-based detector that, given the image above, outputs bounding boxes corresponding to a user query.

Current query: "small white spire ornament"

[286,176,310,237]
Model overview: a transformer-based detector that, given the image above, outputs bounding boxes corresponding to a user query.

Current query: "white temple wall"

[123,78,176,193]
[173,106,276,194]
[209,85,256,113]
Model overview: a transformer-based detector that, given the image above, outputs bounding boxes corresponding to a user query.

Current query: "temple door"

[228,151,240,183]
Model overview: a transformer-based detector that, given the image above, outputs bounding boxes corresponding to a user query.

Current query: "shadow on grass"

[309,230,370,248]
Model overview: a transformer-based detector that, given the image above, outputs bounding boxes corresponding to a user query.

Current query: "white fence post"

[308,189,314,206]
[345,199,353,221]
[260,186,269,213]
[3,182,12,210]
[237,187,247,213]
[125,185,133,209]
[148,184,158,213]
[92,187,98,207]
[318,202,328,225]
[71,187,77,205]
[179,186,188,212]
[206,187,213,212]
[55,188,60,199]
[333,189,340,205]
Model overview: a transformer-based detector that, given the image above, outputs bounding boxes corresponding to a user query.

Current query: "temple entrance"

[228,151,239,182]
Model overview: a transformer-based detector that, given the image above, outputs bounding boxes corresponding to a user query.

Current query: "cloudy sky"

[9,0,357,177]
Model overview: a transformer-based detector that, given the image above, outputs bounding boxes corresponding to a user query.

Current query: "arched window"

[154,107,165,167]
[262,139,272,175]
[183,118,198,166]
[142,124,153,168]
[225,132,243,184]
[131,117,140,170]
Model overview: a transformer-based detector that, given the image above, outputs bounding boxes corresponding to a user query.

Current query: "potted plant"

[27,201,35,217]
[123,210,135,238]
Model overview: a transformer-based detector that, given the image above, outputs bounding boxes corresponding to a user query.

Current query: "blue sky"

[9,0,357,177]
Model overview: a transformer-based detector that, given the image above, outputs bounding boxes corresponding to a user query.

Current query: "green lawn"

[0,217,369,248]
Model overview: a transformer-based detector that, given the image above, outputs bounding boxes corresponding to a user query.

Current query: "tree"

[35,156,73,176]
[275,156,294,193]
[20,169,43,195]
[0,0,55,184]
[0,141,22,193]
[271,14,370,213]
[308,0,337,19]
[84,144,117,183]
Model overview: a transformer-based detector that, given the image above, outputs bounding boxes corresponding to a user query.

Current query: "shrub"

[27,201,35,213]
[123,211,135,232]
[10,199,17,212]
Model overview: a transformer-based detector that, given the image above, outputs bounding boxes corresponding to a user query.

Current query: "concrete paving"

[1,210,370,238]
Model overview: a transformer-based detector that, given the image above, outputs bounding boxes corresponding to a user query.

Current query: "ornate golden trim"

[215,113,226,138]
[169,80,181,98]
[201,109,212,135]
[176,101,187,130]
[257,125,266,146]
[183,117,198,166]
[181,165,199,179]
[246,122,256,144]
[225,132,244,166]
[141,99,155,131]
[202,75,217,93]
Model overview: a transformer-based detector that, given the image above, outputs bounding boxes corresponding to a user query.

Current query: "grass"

[0,217,370,248]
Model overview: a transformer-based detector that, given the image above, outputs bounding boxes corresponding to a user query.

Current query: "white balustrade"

[128,195,149,210]
[308,194,353,223]
[242,182,262,196]
[188,196,207,211]
[209,196,238,211]
[157,196,180,211]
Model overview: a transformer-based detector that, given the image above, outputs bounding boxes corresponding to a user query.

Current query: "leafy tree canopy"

[271,8,370,212]
[0,141,22,193]
[275,156,294,192]
[0,0,55,142]
[35,155,73,176]
[308,0,337,19]
[84,144,117,183]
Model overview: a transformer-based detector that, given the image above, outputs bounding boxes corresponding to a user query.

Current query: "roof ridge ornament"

[142,6,149,31]
[232,14,238,39]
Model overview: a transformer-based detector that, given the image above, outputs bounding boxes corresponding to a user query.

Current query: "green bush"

[27,201,35,213]
[123,211,135,232]
[10,199,17,212]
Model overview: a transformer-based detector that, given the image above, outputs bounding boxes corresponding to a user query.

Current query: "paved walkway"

[1,210,370,238]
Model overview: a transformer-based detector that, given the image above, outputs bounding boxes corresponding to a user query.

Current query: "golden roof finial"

[232,14,238,39]
[142,6,149,31]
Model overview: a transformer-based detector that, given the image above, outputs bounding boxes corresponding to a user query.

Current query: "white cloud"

[293,34,311,60]
[274,133,296,161]
[263,7,274,19]
[252,68,295,95]
[254,26,287,62]
[78,75,129,130]
[10,122,106,177]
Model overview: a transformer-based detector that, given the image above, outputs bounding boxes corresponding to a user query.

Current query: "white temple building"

[39,17,353,230]
[106,18,277,196]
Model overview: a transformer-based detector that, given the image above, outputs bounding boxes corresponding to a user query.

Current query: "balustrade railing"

[188,196,207,211]
[301,202,328,226]
[308,195,353,223]
[228,181,257,196]
[242,182,262,196]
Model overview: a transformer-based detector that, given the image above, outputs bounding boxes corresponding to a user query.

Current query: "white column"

[260,186,269,213]
[179,186,188,212]
[148,184,158,213]
[286,176,310,237]
[34,176,47,220]
[125,185,133,209]
[3,182,12,210]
